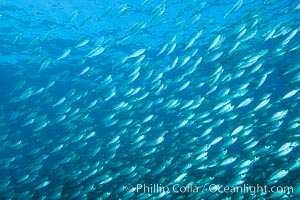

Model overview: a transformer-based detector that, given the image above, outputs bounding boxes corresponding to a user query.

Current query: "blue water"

[0,0,300,199]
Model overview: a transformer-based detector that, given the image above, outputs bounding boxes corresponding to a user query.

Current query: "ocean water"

[0,0,300,199]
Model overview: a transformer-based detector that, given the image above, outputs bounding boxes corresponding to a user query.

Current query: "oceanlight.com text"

[124,183,294,195]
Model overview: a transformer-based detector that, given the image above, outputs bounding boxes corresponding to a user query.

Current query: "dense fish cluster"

[0,0,300,199]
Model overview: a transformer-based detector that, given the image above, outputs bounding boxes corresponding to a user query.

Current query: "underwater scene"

[0,0,300,199]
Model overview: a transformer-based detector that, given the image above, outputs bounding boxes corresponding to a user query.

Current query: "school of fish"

[0,0,300,199]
